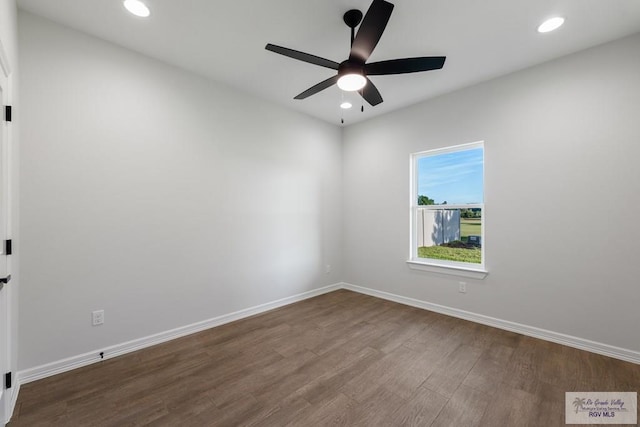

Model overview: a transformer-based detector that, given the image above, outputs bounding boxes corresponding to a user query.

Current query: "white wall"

[343,33,640,353]
[0,0,20,415]
[18,12,342,370]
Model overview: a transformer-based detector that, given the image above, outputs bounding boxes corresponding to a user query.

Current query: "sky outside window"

[417,147,483,205]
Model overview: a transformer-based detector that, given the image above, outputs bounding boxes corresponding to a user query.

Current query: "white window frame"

[407,141,488,279]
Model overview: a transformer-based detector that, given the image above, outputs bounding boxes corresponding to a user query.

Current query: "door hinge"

[4,105,11,122]
[4,239,11,255]
[4,372,11,389]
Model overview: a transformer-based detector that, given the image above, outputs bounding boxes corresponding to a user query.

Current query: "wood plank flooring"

[9,289,640,426]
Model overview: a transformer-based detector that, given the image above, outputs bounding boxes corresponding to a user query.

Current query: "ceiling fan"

[265,0,446,107]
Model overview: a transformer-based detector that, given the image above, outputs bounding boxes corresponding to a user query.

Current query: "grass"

[417,216,483,264]
[461,218,481,242]
[418,244,481,264]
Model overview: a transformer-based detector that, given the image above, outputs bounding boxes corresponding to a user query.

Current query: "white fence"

[416,209,461,247]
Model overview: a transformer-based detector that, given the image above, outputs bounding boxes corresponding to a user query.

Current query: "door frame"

[0,36,14,426]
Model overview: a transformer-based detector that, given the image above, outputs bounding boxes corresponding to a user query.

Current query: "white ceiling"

[17,0,640,125]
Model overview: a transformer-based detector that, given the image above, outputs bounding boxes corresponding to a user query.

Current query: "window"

[409,142,486,276]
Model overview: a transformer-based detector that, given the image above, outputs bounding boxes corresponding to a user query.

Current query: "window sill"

[406,260,488,279]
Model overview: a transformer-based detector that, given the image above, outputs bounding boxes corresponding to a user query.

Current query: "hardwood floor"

[9,290,640,426]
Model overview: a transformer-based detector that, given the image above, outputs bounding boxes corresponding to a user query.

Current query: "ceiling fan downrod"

[343,9,363,47]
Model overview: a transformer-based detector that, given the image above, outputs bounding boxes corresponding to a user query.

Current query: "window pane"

[416,207,482,264]
[417,147,483,205]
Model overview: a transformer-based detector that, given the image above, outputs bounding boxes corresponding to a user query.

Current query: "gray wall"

[343,33,640,353]
[18,12,343,370]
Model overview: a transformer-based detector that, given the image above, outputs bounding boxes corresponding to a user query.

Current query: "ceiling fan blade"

[349,0,394,64]
[294,75,339,99]
[266,44,340,70]
[365,56,446,75]
[360,78,383,106]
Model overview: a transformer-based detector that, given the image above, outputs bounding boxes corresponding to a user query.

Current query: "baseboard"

[6,380,20,424]
[342,282,640,365]
[17,283,342,386]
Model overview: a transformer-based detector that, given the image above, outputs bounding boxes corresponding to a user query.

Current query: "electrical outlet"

[92,310,104,326]
[459,282,467,293]
[325,264,331,274]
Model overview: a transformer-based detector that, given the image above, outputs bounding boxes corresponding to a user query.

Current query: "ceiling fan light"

[340,101,353,109]
[124,0,150,18]
[537,17,564,33]
[337,74,366,92]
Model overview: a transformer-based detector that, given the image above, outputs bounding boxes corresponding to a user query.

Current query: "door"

[0,45,12,425]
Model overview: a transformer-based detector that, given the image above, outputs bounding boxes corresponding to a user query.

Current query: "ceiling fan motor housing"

[338,61,365,78]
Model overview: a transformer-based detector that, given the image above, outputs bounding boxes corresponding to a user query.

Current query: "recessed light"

[340,101,353,109]
[538,17,564,33]
[124,0,150,18]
